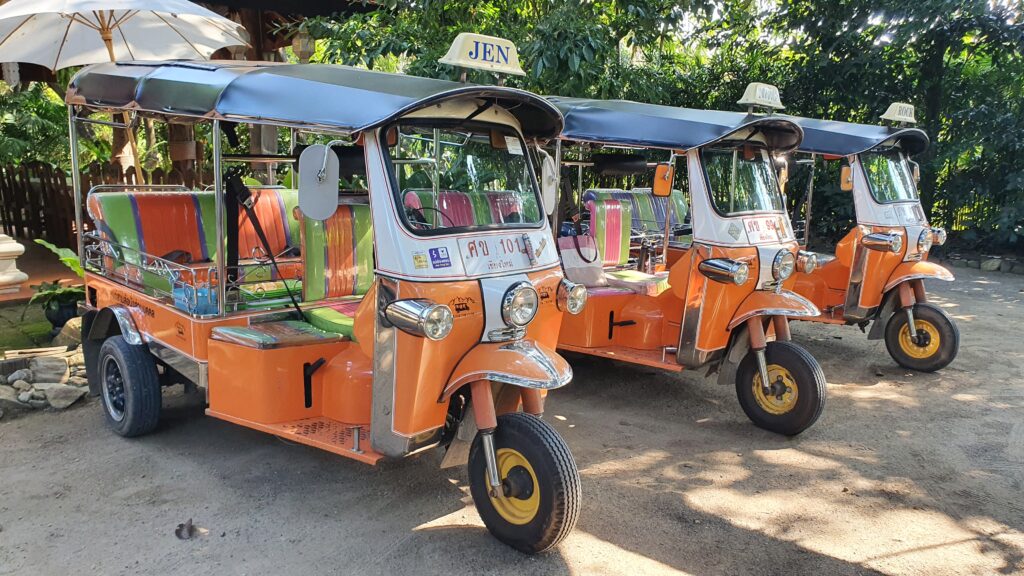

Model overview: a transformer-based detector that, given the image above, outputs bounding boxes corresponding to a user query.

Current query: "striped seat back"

[86,191,217,264]
[302,204,374,300]
[483,190,540,224]
[238,188,300,259]
[586,198,632,267]
[404,190,477,227]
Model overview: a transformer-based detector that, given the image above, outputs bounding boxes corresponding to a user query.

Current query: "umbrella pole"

[100,29,145,185]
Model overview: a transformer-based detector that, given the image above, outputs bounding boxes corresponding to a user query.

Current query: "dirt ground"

[1,265,1022,576]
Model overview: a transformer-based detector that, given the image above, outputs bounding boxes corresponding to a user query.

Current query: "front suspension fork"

[898,282,919,340]
[471,381,544,498]
[747,317,772,395]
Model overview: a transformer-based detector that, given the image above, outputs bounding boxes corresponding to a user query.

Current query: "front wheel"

[736,340,826,436]
[468,412,580,554]
[884,302,959,372]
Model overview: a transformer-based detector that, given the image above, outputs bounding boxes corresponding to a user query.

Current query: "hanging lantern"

[292,30,315,63]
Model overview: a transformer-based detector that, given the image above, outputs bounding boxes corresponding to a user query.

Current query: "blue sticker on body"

[429,247,452,268]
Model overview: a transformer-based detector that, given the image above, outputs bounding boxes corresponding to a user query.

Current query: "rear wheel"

[884,302,958,372]
[98,336,161,437]
[468,412,580,554]
[736,341,826,436]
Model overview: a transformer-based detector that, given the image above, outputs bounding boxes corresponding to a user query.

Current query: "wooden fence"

[0,162,208,250]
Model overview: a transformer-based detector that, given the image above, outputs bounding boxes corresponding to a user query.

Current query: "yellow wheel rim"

[752,364,799,416]
[898,320,941,359]
[489,448,540,526]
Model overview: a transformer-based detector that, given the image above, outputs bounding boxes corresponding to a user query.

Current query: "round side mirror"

[538,149,558,216]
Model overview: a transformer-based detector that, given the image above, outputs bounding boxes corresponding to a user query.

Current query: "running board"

[558,343,684,372]
[206,411,382,465]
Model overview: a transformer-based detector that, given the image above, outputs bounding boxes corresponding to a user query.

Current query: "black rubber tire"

[884,302,959,372]
[97,336,161,437]
[468,413,580,554]
[736,340,826,436]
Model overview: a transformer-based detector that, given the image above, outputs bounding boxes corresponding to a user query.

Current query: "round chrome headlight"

[891,233,904,253]
[797,250,818,274]
[502,282,539,327]
[931,227,947,246]
[772,250,796,281]
[557,280,587,315]
[918,229,933,253]
[423,305,454,340]
[733,262,750,285]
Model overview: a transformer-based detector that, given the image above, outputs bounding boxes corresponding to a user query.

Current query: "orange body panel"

[692,245,761,354]
[559,241,801,365]
[857,227,907,310]
[86,272,249,360]
[389,268,566,438]
[207,338,349,424]
[789,226,940,321]
[320,347,374,424]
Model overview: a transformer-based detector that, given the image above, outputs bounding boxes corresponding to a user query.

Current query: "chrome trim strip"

[676,244,717,368]
[728,291,820,330]
[106,306,143,346]
[843,242,874,322]
[147,339,204,387]
[370,278,443,456]
[882,272,953,293]
[440,340,572,399]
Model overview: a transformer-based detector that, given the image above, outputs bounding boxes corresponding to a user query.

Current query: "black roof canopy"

[67,60,563,137]
[783,115,929,156]
[547,96,803,152]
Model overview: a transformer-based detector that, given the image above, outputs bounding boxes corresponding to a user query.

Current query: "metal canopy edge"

[547,96,804,152]
[783,115,929,156]
[66,60,563,137]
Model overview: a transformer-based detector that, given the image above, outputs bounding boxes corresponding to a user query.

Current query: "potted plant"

[24,240,85,331]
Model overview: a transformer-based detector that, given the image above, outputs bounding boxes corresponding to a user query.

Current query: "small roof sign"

[737,82,784,111]
[440,33,526,76]
[881,102,916,124]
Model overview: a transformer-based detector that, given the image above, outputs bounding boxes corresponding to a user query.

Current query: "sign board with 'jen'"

[440,33,526,76]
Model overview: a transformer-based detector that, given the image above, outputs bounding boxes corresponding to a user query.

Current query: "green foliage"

[0,82,67,167]
[291,0,1022,252]
[34,239,84,278]
[23,239,85,320]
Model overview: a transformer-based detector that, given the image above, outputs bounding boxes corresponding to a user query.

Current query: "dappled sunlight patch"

[830,385,921,408]
[414,506,483,532]
[557,532,690,575]
[753,448,844,471]
[681,485,1024,574]
[580,450,671,477]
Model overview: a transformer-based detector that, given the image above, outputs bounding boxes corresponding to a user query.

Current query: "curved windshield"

[388,123,542,235]
[704,146,785,216]
[863,149,918,203]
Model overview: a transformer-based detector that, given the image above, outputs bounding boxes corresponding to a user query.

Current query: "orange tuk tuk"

[69,38,584,552]
[547,86,828,436]
[783,103,958,372]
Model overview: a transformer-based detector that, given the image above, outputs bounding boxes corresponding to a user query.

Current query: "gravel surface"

[1,266,1021,575]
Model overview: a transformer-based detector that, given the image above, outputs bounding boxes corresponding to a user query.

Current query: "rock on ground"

[0,385,29,412]
[66,376,89,387]
[51,317,83,348]
[31,382,59,392]
[28,357,68,384]
[45,385,87,410]
[981,258,1002,271]
[11,379,31,392]
[6,368,31,384]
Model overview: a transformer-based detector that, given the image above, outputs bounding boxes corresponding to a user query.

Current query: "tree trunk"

[918,33,948,220]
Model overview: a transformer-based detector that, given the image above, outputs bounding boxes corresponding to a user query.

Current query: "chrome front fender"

[440,340,572,402]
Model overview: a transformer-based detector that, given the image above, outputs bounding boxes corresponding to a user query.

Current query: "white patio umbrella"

[0,0,249,182]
